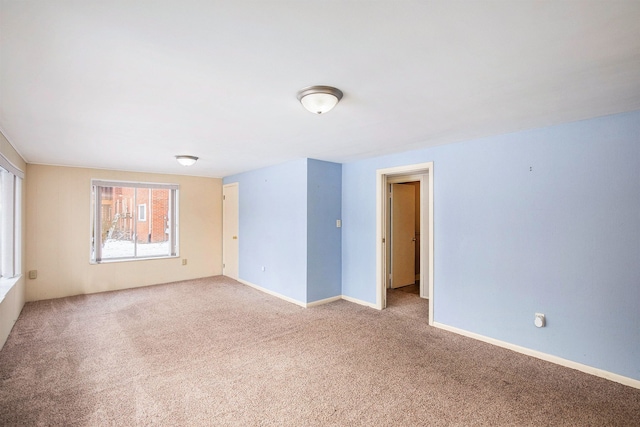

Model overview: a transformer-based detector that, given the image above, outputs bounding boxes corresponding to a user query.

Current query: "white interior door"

[222,183,239,280]
[391,183,415,288]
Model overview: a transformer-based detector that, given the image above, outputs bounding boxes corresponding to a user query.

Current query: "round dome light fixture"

[175,155,199,166]
[296,85,343,115]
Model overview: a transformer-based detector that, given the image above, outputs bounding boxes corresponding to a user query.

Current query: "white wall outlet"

[534,313,545,328]
[336,219,342,228]
[261,266,265,272]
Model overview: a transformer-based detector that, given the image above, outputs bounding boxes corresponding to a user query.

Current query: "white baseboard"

[341,294,379,309]
[307,295,342,308]
[236,278,381,311]
[236,279,306,308]
[433,322,640,390]
[237,279,347,309]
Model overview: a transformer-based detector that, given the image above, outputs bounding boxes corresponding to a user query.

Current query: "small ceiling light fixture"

[175,155,198,166]
[296,85,343,114]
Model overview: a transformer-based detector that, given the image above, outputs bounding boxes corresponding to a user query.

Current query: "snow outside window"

[91,180,178,263]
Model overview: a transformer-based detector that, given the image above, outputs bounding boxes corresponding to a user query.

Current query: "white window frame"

[91,180,179,263]
[0,154,23,281]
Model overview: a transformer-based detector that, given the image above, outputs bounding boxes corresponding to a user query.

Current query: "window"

[138,204,147,222]
[0,156,22,279]
[91,180,178,263]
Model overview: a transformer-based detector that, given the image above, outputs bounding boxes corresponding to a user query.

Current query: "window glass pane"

[0,168,21,278]
[101,186,135,259]
[135,188,170,257]
[0,171,3,277]
[0,169,14,277]
[92,181,176,262]
[14,177,22,275]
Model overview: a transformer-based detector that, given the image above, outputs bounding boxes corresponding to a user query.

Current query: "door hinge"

[382,237,385,243]
[223,195,226,200]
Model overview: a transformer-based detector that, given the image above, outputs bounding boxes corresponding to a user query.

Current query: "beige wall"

[0,131,27,348]
[26,164,222,301]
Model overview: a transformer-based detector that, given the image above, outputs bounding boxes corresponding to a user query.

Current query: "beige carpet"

[1,276,639,426]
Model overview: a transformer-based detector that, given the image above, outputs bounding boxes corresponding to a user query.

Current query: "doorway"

[376,162,434,325]
[389,181,420,290]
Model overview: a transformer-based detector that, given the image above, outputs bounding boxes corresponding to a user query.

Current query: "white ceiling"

[1,1,640,178]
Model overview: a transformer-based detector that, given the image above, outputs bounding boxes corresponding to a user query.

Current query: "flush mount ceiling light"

[175,155,198,166]
[296,85,343,114]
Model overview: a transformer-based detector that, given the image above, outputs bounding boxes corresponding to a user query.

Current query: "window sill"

[0,275,22,304]
[90,255,179,265]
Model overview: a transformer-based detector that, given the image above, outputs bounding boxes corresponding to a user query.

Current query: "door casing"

[376,162,434,325]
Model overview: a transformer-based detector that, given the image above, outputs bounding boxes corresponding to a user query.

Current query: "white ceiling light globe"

[297,86,343,115]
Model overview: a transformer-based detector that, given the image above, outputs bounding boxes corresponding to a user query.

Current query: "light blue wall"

[341,110,640,381]
[224,159,308,303]
[307,159,342,302]
[223,158,342,305]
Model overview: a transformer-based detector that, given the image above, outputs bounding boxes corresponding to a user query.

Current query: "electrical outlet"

[182,259,187,266]
[28,270,37,279]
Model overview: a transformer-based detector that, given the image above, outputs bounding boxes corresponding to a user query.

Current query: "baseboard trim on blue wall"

[340,294,379,309]
[237,279,345,308]
[433,322,640,390]
[237,278,380,310]
[307,295,342,307]
[236,279,306,308]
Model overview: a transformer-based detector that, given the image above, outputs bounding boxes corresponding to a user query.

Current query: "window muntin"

[91,180,178,263]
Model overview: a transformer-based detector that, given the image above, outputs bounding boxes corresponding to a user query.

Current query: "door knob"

[233,236,238,239]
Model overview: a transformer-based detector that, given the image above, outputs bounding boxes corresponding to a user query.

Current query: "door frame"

[376,161,434,325]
